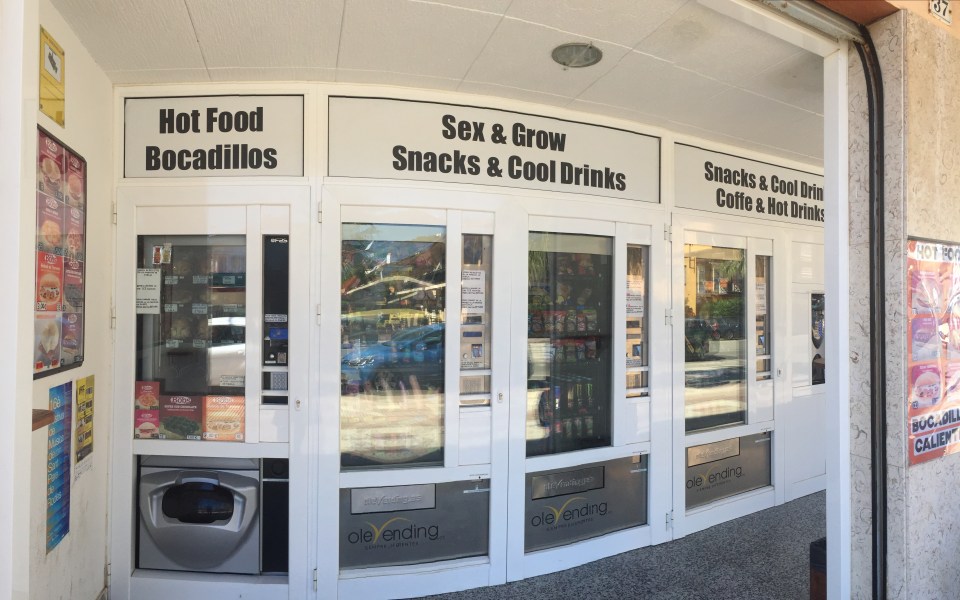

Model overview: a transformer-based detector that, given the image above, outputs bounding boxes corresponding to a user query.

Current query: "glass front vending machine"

[507,216,668,582]
[112,191,309,600]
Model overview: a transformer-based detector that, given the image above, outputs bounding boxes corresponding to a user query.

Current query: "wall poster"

[907,238,960,466]
[35,127,86,378]
[47,381,72,552]
[74,375,94,479]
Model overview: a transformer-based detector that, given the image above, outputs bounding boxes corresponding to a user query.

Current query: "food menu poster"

[906,238,960,466]
[75,375,94,466]
[34,126,86,379]
[47,381,71,553]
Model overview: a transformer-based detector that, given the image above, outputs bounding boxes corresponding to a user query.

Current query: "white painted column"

[0,0,36,598]
[823,42,852,600]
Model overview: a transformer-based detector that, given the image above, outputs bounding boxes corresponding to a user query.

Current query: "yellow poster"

[75,375,94,465]
[39,28,65,126]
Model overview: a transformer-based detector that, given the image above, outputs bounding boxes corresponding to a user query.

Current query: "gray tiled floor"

[422,491,825,600]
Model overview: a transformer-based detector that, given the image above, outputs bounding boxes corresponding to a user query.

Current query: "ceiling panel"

[505,0,688,48]
[463,18,630,98]
[208,67,338,82]
[423,0,514,13]
[106,69,212,85]
[633,1,803,88]
[337,0,502,79]
[578,50,730,123]
[335,69,461,91]
[746,52,824,115]
[567,99,669,129]
[187,0,344,69]
[457,82,573,110]
[49,0,204,71]
[48,0,826,163]
[679,87,815,152]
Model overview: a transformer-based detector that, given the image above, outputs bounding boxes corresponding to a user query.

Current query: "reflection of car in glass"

[207,317,245,388]
[713,316,743,340]
[341,324,444,392]
[685,318,711,360]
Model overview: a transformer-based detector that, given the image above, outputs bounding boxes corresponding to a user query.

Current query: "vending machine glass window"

[756,256,772,381]
[460,234,493,400]
[625,245,649,397]
[811,293,825,385]
[135,235,246,442]
[683,244,746,433]
[340,224,446,469]
[526,232,612,457]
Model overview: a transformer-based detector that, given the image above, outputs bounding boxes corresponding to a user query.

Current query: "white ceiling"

[50,0,824,164]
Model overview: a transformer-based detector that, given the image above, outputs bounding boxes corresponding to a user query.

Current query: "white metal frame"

[320,184,513,599]
[505,202,670,581]
[670,216,780,537]
[110,185,311,600]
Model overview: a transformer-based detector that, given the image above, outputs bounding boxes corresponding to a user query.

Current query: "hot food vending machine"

[131,206,293,580]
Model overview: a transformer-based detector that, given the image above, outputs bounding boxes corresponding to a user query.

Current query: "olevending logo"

[686,465,743,491]
[346,517,441,549]
[44,138,57,153]
[530,496,608,529]
[170,396,192,405]
[69,156,80,169]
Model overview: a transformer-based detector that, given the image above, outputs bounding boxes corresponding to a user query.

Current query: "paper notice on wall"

[462,270,486,314]
[626,274,644,318]
[757,282,767,315]
[136,268,161,314]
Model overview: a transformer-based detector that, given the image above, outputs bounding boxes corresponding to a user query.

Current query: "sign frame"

[34,126,86,379]
[123,94,305,178]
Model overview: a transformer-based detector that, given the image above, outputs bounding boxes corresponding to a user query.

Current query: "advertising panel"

[34,127,85,378]
[124,95,304,177]
[674,143,824,228]
[524,455,647,552]
[685,432,771,509]
[905,238,960,466]
[329,96,660,203]
[340,480,489,568]
[47,382,72,552]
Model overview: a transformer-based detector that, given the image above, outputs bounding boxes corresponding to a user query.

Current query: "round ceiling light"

[551,42,603,69]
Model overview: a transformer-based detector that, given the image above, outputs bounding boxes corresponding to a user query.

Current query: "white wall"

[26,2,114,599]
[1,0,36,597]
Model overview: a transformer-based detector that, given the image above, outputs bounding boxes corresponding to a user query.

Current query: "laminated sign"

[906,238,960,465]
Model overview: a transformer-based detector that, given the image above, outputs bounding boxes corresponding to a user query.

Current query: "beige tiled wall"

[849,9,960,599]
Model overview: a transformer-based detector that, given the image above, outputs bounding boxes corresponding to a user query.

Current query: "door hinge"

[110,305,117,330]
[664,223,672,241]
[313,568,318,592]
[316,303,322,325]
[666,510,674,529]
[104,562,111,587]
[112,202,117,225]
[665,308,673,327]
[317,207,323,223]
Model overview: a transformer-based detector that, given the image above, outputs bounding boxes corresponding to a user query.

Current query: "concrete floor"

[422,491,825,600]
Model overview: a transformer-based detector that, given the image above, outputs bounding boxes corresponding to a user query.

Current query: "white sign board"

[461,270,486,314]
[329,97,660,203]
[674,143,824,227]
[135,268,161,314]
[124,95,304,177]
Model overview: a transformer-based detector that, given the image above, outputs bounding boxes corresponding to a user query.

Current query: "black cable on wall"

[854,24,887,600]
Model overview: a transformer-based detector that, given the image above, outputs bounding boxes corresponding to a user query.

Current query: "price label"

[165,339,181,348]
[164,303,178,313]
[931,0,952,24]
[191,303,209,315]
[164,276,180,285]
[192,275,209,285]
